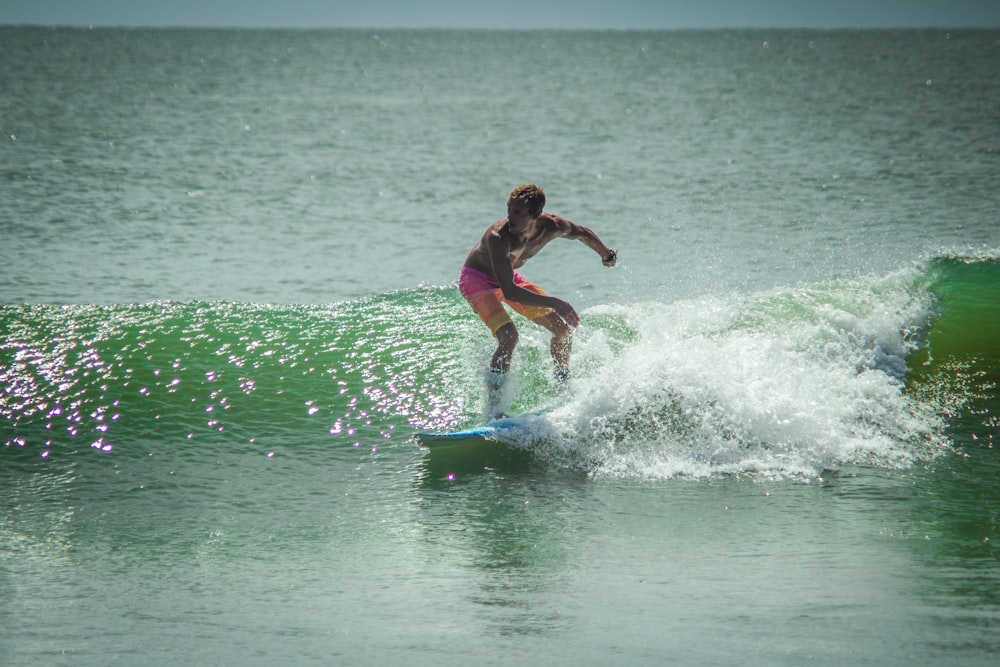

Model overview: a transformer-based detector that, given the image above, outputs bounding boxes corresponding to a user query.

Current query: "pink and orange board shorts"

[459,266,552,336]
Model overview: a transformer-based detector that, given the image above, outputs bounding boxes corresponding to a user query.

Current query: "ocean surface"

[2,26,999,665]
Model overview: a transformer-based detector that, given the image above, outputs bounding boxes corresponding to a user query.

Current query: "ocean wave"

[2,254,997,480]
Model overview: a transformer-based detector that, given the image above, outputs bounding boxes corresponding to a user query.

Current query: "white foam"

[527,268,951,480]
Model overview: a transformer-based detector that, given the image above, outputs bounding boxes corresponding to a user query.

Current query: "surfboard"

[416,414,543,448]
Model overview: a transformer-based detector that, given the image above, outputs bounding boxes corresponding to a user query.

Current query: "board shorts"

[459,266,553,336]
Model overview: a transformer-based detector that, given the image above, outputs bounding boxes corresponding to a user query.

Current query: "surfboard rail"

[416,413,546,448]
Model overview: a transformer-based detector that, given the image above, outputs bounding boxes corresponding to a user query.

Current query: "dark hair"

[509,184,546,215]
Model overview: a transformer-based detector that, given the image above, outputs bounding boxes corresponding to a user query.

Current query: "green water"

[3,256,999,665]
[2,26,1000,665]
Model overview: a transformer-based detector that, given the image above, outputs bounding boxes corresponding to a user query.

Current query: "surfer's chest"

[506,232,548,263]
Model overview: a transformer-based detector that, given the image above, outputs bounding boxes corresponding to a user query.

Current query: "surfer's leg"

[491,323,518,374]
[485,323,519,418]
[502,278,571,381]
[461,285,520,418]
[532,312,572,381]
[464,289,516,373]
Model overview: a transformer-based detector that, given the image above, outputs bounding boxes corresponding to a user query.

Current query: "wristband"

[603,249,617,265]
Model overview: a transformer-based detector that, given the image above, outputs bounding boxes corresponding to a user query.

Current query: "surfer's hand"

[602,249,617,267]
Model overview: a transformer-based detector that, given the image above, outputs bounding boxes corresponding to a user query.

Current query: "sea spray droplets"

[543,270,947,480]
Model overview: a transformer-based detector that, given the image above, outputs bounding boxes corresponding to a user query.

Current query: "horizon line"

[2,22,994,31]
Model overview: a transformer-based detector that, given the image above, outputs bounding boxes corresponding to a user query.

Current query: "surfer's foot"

[554,368,570,384]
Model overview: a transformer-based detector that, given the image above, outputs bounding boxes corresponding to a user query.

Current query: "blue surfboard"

[416,414,546,448]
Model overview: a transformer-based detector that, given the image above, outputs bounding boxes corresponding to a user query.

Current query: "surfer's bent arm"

[549,215,618,266]
[486,233,578,325]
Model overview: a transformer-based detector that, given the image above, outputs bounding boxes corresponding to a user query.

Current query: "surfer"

[460,184,617,417]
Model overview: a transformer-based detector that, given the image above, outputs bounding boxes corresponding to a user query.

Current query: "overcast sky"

[2,0,999,30]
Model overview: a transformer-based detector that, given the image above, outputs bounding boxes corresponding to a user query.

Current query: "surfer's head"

[509,184,546,216]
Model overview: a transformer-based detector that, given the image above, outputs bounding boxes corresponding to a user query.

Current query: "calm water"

[2,27,999,666]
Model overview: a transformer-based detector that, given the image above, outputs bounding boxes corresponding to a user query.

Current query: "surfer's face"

[507,198,540,225]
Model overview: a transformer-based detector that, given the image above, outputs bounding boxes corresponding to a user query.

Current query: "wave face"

[2,254,997,480]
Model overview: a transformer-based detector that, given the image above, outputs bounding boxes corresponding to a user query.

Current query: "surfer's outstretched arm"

[546,215,618,267]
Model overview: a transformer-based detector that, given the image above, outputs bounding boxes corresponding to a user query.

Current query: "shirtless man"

[459,184,617,416]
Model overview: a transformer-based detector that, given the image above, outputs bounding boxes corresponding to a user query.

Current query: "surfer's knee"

[490,324,518,373]
[495,323,519,351]
[537,312,571,339]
